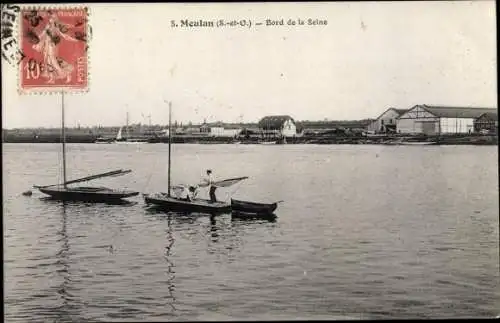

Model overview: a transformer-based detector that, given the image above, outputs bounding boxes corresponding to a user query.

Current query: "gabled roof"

[476,111,498,121]
[258,115,294,129]
[374,107,408,120]
[419,105,497,118]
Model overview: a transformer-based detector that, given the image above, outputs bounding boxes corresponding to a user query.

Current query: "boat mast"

[168,101,172,197]
[61,90,67,188]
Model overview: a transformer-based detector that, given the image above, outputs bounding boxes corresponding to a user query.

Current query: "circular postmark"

[1,4,26,66]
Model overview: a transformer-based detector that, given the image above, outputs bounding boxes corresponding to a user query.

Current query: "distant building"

[367,108,408,133]
[183,126,204,135]
[397,105,497,135]
[200,121,242,137]
[258,115,297,137]
[474,112,498,134]
[199,123,211,134]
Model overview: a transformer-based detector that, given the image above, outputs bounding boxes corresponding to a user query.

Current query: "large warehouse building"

[396,105,497,135]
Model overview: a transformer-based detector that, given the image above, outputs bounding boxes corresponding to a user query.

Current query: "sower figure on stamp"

[202,169,217,203]
[32,11,80,84]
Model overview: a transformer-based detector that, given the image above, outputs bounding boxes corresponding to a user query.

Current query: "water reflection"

[40,196,137,207]
[164,214,177,313]
[209,215,219,242]
[231,211,277,223]
[205,215,249,262]
[145,204,231,219]
[54,202,74,321]
[145,207,205,224]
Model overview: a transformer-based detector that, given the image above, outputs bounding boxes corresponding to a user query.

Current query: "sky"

[2,1,497,128]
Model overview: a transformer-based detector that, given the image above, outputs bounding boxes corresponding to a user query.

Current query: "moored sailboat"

[143,102,245,214]
[34,91,139,202]
[35,169,139,202]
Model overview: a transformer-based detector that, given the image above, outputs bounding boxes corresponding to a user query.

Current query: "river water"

[3,143,499,321]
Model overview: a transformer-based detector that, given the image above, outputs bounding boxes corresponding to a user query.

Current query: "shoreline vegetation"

[2,129,497,145]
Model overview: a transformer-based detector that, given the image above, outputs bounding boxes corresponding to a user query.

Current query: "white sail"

[199,176,249,188]
[116,127,123,140]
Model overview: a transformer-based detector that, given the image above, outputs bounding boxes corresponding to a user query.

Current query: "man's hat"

[206,169,212,173]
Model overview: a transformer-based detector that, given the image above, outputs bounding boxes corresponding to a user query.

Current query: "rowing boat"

[231,198,278,214]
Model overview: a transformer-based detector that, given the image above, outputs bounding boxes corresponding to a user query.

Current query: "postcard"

[2,2,498,322]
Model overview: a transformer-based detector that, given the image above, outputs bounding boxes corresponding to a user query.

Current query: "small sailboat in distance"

[144,101,246,214]
[114,112,148,144]
[34,91,140,203]
[116,126,123,141]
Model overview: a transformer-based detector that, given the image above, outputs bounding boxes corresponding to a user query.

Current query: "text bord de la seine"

[171,18,328,28]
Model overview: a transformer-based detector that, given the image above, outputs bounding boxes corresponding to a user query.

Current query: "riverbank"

[1,132,497,145]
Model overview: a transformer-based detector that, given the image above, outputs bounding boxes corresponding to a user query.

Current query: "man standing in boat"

[202,169,217,203]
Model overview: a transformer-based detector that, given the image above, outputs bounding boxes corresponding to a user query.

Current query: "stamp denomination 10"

[20,8,89,93]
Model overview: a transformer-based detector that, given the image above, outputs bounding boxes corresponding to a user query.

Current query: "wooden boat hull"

[38,186,139,202]
[115,140,148,144]
[400,141,437,145]
[231,198,278,214]
[383,140,437,146]
[144,193,231,214]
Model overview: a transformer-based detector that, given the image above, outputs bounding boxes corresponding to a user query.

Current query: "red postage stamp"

[19,7,89,93]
